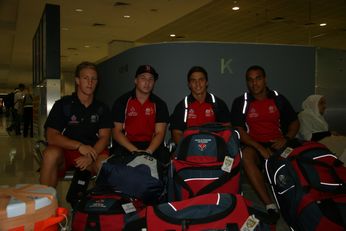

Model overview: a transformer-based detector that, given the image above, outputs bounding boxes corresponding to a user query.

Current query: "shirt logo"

[268,105,276,113]
[194,138,211,151]
[90,114,99,123]
[205,109,214,117]
[198,143,207,151]
[248,108,258,118]
[145,107,153,116]
[188,109,196,119]
[128,106,138,117]
[69,115,79,124]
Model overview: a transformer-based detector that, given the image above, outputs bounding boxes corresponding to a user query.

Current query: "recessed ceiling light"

[170,34,176,37]
[232,6,240,11]
[123,15,131,18]
[320,23,327,27]
[61,27,69,31]
[75,8,83,12]
[113,2,130,7]
[84,45,90,48]
[93,23,106,27]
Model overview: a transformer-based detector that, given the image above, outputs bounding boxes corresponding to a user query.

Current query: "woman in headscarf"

[298,94,346,163]
[297,94,330,141]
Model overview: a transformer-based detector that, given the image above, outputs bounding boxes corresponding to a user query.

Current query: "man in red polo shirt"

[170,66,230,144]
[230,65,300,222]
[111,65,169,162]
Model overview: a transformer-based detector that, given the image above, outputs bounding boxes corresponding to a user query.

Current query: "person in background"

[230,65,300,222]
[170,66,230,144]
[298,94,337,141]
[40,61,112,188]
[7,84,25,135]
[111,64,170,163]
[298,94,346,161]
[23,86,34,137]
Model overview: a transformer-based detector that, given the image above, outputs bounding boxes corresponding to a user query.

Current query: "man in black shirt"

[40,62,113,188]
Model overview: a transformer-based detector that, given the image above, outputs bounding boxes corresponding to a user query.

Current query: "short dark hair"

[187,66,208,82]
[246,65,266,78]
[75,61,98,78]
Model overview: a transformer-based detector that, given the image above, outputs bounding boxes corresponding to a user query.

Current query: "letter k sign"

[220,58,233,75]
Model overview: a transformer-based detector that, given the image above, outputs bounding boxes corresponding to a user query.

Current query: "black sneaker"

[267,208,280,224]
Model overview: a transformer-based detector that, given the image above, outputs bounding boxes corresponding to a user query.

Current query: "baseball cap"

[135,65,159,80]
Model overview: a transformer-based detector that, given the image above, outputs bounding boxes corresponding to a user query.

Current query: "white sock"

[266,203,278,211]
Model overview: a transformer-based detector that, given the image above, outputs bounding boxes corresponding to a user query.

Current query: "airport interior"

[0,0,346,230]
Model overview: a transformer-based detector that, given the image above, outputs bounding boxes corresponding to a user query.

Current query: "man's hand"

[74,155,93,171]
[270,137,287,150]
[257,145,272,159]
[78,144,97,160]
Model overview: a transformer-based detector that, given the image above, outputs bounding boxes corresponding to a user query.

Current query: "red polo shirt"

[186,100,216,127]
[246,98,282,142]
[124,97,156,142]
[112,90,169,143]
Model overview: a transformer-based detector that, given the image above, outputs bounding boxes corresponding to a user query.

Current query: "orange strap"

[0,185,57,230]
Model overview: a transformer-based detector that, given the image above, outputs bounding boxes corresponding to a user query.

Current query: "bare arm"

[46,127,97,170]
[172,129,184,145]
[146,123,167,154]
[236,126,271,159]
[93,128,111,155]
[46,127,82,150]
[112,122,138,152]
[271,119,300,150]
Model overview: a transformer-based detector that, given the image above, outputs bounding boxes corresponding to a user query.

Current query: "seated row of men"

[40,61,299,219]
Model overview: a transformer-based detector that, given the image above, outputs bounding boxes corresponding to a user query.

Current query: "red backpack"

[265,141,346,231]
[168,123,241,201]
[125,193,272,231]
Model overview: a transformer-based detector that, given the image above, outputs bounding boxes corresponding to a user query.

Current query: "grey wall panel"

[96,42,315,116]
[316,48,346,133]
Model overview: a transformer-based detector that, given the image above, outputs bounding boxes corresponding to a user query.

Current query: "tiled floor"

[0,113,290,230]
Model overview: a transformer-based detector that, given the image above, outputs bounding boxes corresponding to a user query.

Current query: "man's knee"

[42,146,64,166]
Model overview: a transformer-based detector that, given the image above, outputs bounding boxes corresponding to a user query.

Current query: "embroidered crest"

[128,106,138,116]
[205,109,214,117]
[198,143,207,151]
[145,107,153,116]
[188,108,197,119]
[194,138,211,151]
[69,115,79,124]
[268,105,276,113]
[90,114,99,123]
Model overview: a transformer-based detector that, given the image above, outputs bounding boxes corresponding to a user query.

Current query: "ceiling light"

[232,1,240,11]
[320,23,327,27]
[123,15,131,18]
[170,34,176,37]
[61,27,69,31]
[75,8,83,12]
[84,45,90,48]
